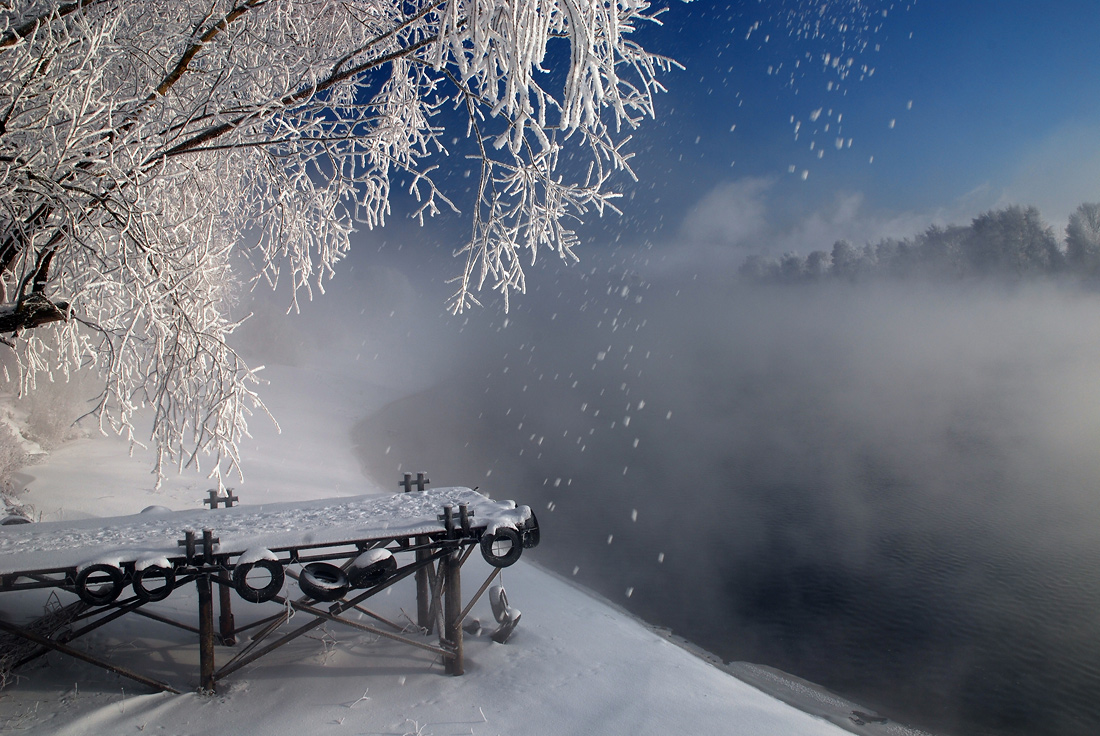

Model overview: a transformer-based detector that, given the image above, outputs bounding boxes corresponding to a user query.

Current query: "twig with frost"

[305,625,339,664]
[398,607,428,635]
[403,719,430,736]
[0,0,673,485]
[343,688,371,709]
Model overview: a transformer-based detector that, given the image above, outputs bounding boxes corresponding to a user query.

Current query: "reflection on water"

[353,280,1100,736]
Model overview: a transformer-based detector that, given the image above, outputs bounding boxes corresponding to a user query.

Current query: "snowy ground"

[0,356,924,736]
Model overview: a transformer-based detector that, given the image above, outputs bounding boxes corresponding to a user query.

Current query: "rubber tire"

[75,563,125,606]
[348,555,397,588]
[233,558,285,603]
[298,562,350,602]
[480,527,524,568]
[132,565,176,602]
[521,512,540,549]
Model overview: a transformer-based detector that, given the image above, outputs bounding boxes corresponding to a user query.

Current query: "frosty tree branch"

[0,0,674,483]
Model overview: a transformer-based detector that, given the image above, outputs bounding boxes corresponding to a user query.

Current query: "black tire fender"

[521,512,540,549]
[132,564,176,602]
[74,563,125,606]
[480,527,524,568]
[348,551,397,588]
[233,558,285,603]
[298,562,350,602]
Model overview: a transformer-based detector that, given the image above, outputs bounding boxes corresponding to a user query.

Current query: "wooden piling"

[441,505,463,675]
[443,547,463,675]
[415,540,430,629]
[404,474,432,630]
[218,565,236,646]
[197,573,216,692]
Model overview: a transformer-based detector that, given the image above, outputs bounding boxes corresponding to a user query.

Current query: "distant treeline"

[739,203,1100,283]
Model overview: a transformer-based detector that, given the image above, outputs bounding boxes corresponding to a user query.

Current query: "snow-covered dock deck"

[0,485,540,693]
[0,487,531,577]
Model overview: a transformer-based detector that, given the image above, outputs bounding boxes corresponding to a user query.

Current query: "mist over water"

[349,259,1100,736]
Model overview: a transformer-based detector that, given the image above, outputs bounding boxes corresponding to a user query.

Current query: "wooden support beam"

[457,568,501,628]
[231,609,290,636]
[438,504,463,675]
[215,615,325,681]
[425,558,445,636]
[443,548,463,675]
[345,602,406,632]
[415,538,431,629]
[0,617,180,694]
[130,607,202,635]
[404,473,433,629]
[217,566,236,645]
[197,573,216,692]
[61,597,148,642]
[215,608,292,676]
[285,600,451,658]
[216,553,444,682]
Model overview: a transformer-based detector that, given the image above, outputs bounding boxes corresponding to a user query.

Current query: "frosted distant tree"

[804,250,830,280]
[916,224,967,278]
[829,239,858,280]
[0,0,672,482]
[738,254,779,281]
[965,206,1062,277]
[1066,203,1100,276]
[778,252,806,282]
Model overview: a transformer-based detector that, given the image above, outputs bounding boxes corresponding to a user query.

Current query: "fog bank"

[349,263,1100,736]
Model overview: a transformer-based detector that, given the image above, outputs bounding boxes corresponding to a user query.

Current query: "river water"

[353,277,1100,736]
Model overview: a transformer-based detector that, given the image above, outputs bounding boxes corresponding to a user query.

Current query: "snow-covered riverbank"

[0,359,924,736]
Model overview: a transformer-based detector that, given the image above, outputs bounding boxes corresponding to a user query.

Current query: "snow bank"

[0,557,861,736]
[0,359,904,736]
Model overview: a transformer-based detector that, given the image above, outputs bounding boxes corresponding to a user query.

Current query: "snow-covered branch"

[0,0,672,483]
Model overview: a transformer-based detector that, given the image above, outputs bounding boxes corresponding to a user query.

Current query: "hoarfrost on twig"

[0,0,674,483]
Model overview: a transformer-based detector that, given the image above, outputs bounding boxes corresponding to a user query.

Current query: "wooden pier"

[0,478,539,692]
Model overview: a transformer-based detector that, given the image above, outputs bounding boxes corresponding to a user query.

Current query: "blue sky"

[371,1,1100,273]
[593,0,1100,254]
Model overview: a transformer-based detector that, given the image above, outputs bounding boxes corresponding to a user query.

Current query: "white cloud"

[678,177,772,247]
[674,178,937,262]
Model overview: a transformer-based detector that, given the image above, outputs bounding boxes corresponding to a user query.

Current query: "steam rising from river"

[341,258,1100,736]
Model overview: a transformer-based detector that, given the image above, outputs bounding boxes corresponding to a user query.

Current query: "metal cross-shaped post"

[201,529,220,565]
[399,472,430,493]
[177,530,197,564]
[204,489,238,509]
[438,504,455,536]
[178,529,221,565]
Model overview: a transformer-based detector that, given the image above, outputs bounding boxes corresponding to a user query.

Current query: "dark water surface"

[353,278,1100,736]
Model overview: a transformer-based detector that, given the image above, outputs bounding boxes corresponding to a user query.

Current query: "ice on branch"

[0,0,674,482]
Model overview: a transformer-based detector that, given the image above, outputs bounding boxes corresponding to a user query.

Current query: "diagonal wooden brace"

[0,617,180,694]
